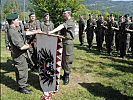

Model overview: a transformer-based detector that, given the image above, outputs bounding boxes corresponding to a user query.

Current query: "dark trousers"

[14,55,28,88]
[130,35,133,55]
[96,30,105,52]
[105,32,114,54]
[62,41,74,75]
[119,34,130,57]
[115,32,120,51]
[79,30,85,45]
[86,30,94,48]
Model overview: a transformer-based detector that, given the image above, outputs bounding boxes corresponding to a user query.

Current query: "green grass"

[1,32,133,100]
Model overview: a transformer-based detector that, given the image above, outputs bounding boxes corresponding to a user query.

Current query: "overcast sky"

[112,0,133,1]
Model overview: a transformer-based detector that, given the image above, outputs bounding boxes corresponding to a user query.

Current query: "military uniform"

[6,13,28,90]
[86,15,96,49]
[5,22,10,49]
[115,16,123,52]
[119,14,131,58]
[78,15,85,46]
[60,18,75,76]
[95,16,107,52]
[129,22,133,56]
[105,16,118,55]
[25,13,41,69]
[40,13,54,33]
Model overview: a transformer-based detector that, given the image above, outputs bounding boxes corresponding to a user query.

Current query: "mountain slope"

[83,0,133,15]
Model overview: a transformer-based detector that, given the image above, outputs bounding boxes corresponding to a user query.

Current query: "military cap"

[63,7,71,12]
[109,14,114,17]
[89,14,93,16]
[79,14,83,16]
[124,14,129,18]
[130,16,133,19]
[119,16,123,18]
[98,14,103,17]
[29,12,35,16]
[6,12,18,20]
[43,13,49,17]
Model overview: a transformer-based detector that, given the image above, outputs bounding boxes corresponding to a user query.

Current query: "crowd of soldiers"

[78,14,133,58]
[5,7,75,95]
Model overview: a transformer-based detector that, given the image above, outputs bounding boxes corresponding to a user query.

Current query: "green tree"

[29,0,88,26]
[103,11,109,20]
[10,0,23,20]
[110,12,122,20]
[1,0,12,21]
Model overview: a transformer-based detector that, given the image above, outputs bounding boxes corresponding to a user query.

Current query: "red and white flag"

[37,34,63,100]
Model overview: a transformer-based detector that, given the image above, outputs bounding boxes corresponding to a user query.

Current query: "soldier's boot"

[18,87,32,94]
[63,73,69,85]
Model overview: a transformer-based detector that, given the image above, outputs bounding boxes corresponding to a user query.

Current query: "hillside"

[83,0,133,15]
[1,0,133,15]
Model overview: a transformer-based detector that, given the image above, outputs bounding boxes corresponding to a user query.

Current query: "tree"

[110,12,122,20]
[1,0,12,21]
[103,11,109,20]
[1,0,23,21]
[29,0,89,26]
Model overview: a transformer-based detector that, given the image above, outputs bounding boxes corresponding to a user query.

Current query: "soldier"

[119,14,131,58]
[128,17,133,56]
[4,21,10,50]
[95,14,107,52]
[6,12,42,94]
[48,7,75,85]
[25,12,41,70]
[115,16,124,52]
[105,14,119,55]
[40,13,54,33]
[78,14,85,46]
[85,14,96,49]
[130,16,133,22]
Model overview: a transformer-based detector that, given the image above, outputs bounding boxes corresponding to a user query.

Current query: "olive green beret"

[98,14,103,17]
[6,13,18,20]
[119,16,123,18]
[29,12,35,16]
[43,13,49,17]
[124,14,129,18]
[89,14,93,16]
[63,7,71,12]
[109,14,114,17]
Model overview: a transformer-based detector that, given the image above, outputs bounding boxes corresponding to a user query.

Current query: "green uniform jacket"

[7,26,26,58]
[40,21,54,33]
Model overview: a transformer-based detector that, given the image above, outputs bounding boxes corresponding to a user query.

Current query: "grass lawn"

[1,32,133,100]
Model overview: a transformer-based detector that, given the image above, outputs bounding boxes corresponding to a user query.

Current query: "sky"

[112,0,133,1]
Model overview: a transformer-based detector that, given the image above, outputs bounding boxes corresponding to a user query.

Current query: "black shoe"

[64,77,69,85]
[18,87,32,94]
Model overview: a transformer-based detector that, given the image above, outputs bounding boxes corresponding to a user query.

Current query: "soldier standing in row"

[48,7,75,85]
[105,14,119,55]
[40,13,54,33]
[115,16,124,52]
[85,14,96,49]
[25,12,41,70]
[78,14,85,46]
[6,12,42,94]
[95,14,107,52]
[128,17,133,56]
[119,14,131,58]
